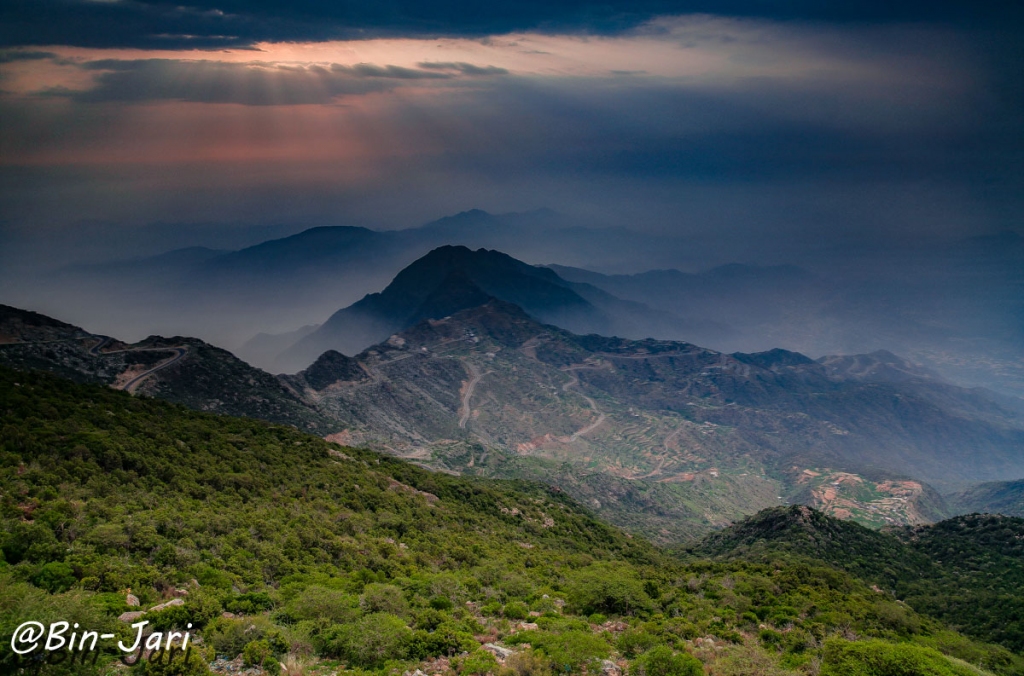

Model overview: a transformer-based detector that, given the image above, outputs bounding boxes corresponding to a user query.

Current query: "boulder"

[482,643,514,662]
[148,598,185,613]
[119,611,146,623]
[126,593,140,607]
[601,660,621,676]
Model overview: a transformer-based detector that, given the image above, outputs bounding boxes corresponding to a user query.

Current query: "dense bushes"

[1,368,1021,676]
[633,646,703,676]
[822,639,987,676]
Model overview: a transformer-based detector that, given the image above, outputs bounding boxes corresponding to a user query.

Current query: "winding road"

[458,361,491,429]
[560,366,606,441]
[121,347,189,393]
[86,334,189,393]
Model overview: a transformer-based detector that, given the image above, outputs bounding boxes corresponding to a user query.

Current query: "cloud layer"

[0,13,1020,273]
[2,0,1019,50]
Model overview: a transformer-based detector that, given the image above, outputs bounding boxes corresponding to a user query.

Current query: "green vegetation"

[1,366,1021,676]
[892,515,1024,654]
[688,505,1024,661]
[821,639,989,676]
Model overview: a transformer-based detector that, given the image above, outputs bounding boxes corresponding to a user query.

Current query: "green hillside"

[687,506,1024,657]
[1,367,1021,676]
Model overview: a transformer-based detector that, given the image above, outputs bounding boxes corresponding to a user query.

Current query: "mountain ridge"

[4,292,1024,542]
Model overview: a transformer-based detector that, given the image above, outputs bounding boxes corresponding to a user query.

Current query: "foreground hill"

[0,366,1019,676]
[688,506,1024,655]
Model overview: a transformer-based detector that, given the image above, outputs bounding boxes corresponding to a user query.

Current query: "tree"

[566,564,650,616]
[335,613,412,667]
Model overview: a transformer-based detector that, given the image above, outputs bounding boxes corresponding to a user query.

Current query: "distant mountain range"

[4,245,1023,542]
[20,210,696,355]
[8,210,1021,398]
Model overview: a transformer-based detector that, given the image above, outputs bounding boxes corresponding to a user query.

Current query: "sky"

[0,0,1022,270]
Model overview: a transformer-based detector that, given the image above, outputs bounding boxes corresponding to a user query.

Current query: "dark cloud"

[418,62,510,76]
[332,63,450,80]
[0,0,1019,50]
[0,50,56,63]
[46,58,504,105]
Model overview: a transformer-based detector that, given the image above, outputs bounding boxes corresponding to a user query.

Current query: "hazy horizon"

[1,0,1021,394]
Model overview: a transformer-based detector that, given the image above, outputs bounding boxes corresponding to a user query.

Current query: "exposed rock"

[119,611,146,623]
[482,643,514,662]
[601,660,622,676]
[598,621,628,633]
[222,612,237,619]
[126,593,140,607]
[149,598,185,613]
[387,478,439,504]
[209,655,268,675]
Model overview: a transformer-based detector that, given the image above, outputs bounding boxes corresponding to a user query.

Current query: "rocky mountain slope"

[0,304,335,433]
[949,479,1024,517]
[283,300,1024,539]
[4,295,1023,543]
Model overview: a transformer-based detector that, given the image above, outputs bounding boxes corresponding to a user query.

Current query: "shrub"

[431,595,455,611]
[506,649,554,676]
[137,646,214,676]
[541,630,610,674]
[460,649,500,675]
[505,601,530,620]
[243,639,280,672]
[566,564,650,616]
[285,586,359,624]
[710,643,797,676]
[330,612,412,667]
[632,646,703,676]
[617,629,660,658]
[361,583,409,616]
[206,615,289,658]
[759,629,784,648]
[409,620,479,658]
[225,591,275,615]
[821,639,981,676]
[33,562,77,593]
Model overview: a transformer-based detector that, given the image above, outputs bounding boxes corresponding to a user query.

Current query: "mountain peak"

[299,349,368,390]
[277,246,601,370]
